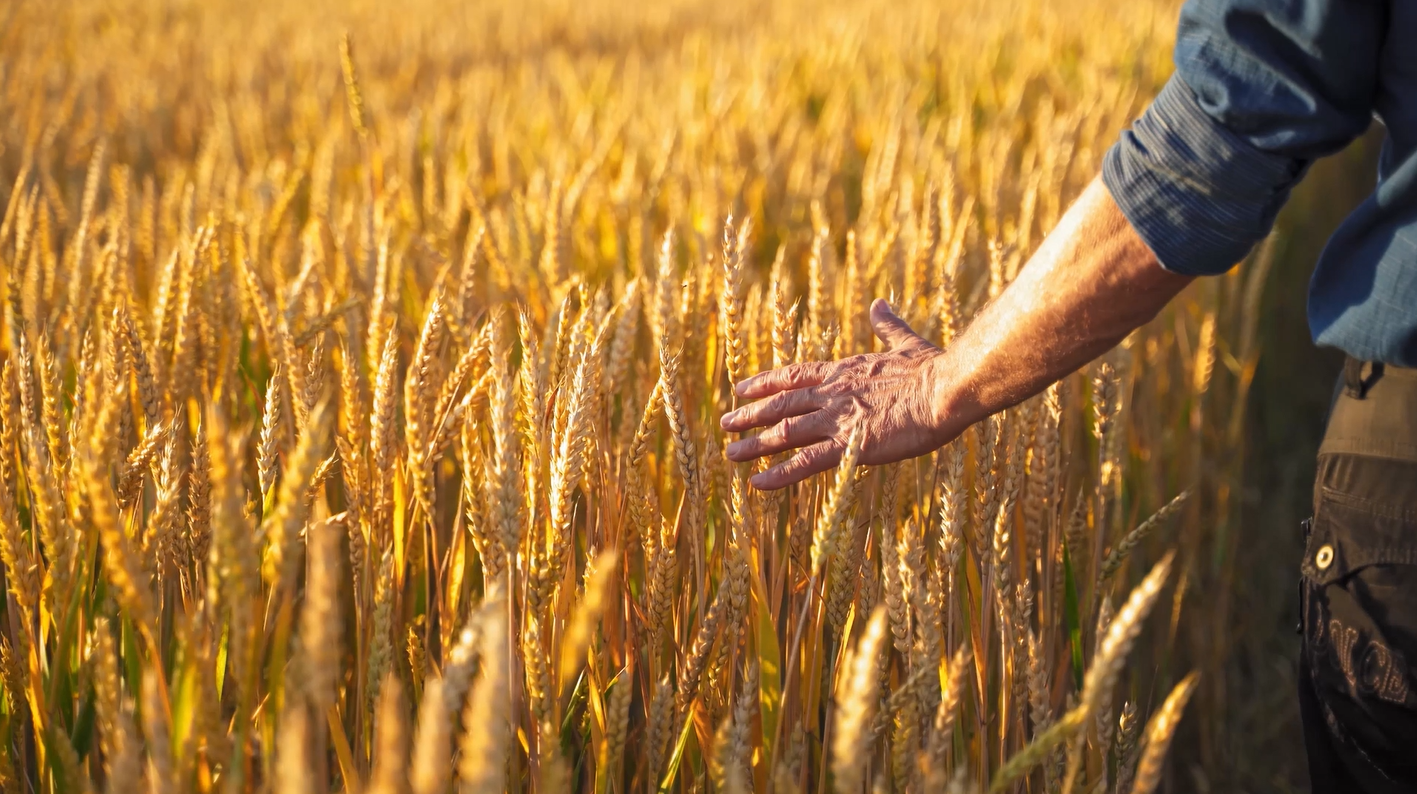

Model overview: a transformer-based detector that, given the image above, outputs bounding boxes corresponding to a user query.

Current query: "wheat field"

[0,0,1275,791]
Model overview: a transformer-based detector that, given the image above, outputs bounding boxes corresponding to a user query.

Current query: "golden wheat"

[0,0,1248,790]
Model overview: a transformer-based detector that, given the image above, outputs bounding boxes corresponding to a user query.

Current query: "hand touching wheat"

[721,298,954,489]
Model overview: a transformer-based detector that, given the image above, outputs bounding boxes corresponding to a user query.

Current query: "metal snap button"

[1315,544,1334,571]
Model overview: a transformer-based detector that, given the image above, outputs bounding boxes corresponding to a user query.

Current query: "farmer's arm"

[723,0,1383,491]
[720,177,1188,490]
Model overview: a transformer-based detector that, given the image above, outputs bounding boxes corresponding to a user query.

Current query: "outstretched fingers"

[748,440,842,490]
[720,385,823,432]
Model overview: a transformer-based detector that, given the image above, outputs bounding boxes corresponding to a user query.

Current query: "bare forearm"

[720,174,1192,490]
[928,175,1192,436]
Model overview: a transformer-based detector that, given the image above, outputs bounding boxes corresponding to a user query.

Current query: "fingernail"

[722,409,739,427]
[749,472,766,488]
[726,440,743,457]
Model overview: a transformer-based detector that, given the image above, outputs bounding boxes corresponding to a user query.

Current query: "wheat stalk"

[1128,673,1200,794]
[0,6,1231,790]
[831,605,889,794]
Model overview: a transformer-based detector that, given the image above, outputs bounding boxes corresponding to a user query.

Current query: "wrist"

[923,349,979,448]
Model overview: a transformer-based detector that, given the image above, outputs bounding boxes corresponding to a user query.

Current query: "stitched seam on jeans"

[1318,439,1417,464]
[1320,486,1417,523]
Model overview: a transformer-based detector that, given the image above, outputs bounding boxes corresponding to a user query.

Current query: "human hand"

[720,298,955,490]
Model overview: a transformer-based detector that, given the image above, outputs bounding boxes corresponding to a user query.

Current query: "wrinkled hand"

[721,298,953,490]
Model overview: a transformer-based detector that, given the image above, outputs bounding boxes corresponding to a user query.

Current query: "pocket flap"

[1303,485,1417,586]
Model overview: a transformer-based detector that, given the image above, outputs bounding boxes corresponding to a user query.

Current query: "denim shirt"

[1102,0,1417,367]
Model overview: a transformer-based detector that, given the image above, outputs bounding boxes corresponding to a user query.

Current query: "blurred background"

[1206,126,1382,791]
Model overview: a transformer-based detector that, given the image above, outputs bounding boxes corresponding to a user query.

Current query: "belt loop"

[1344,357,1365,398]
[1343,357,1385,399]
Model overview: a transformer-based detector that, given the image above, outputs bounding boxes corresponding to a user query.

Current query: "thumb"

[869,298,924,350]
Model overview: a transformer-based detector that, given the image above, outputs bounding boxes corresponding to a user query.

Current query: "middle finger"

[721,385,824,432]
[725,412,830,462]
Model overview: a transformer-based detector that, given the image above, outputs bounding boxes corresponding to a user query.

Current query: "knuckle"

[764,391,788,411]
[763,423,784,444]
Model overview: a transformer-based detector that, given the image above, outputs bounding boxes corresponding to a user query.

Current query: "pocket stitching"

[1320,485,1417,523]
[1305,492,1417,585]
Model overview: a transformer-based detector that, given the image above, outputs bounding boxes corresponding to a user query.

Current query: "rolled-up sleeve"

[1103,0,1385,276]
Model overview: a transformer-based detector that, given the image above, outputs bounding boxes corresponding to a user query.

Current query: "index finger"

[735,361,830,400]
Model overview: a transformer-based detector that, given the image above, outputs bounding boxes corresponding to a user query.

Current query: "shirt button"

[1315,544,1334,571]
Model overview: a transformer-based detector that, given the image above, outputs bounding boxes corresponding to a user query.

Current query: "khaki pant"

[1300,359,1417,792]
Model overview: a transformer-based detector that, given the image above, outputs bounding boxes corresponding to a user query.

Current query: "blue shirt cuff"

[1102,75,1308,276]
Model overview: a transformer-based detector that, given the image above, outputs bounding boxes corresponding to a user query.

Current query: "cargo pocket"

[1302,486,1417,588]
[1300,471,1417,786]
